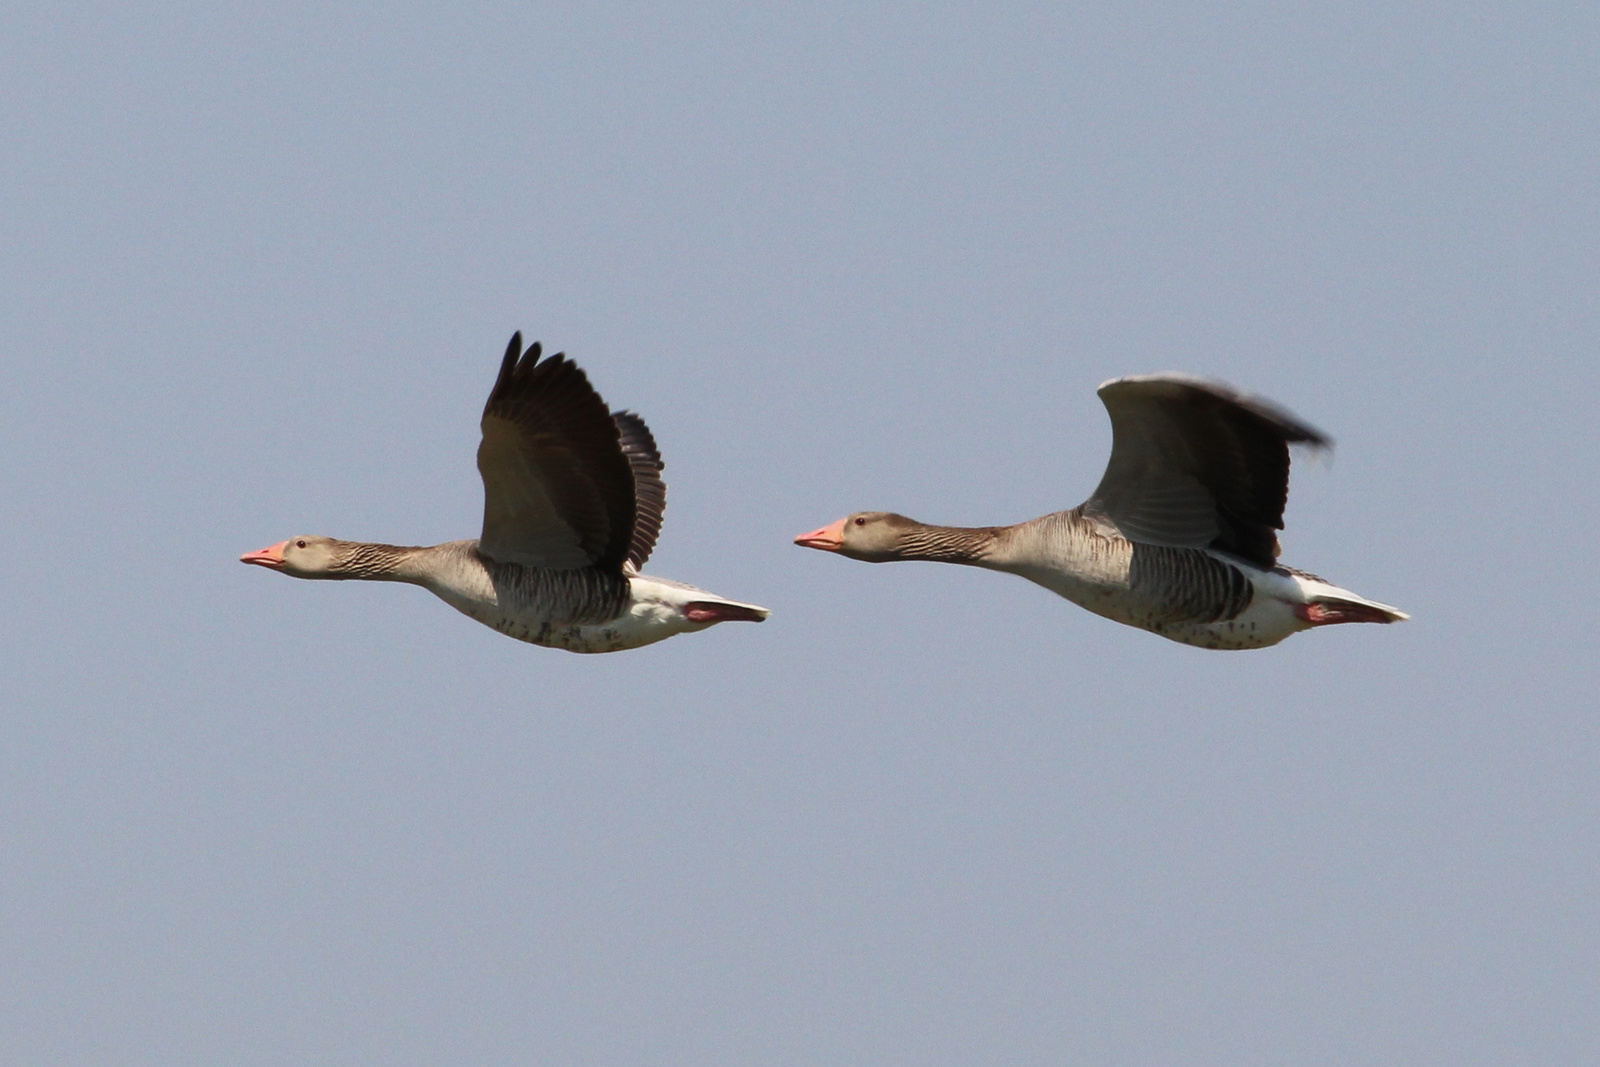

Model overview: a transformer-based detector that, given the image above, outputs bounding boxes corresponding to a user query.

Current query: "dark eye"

[296,540,307,548]
[853,517,865,526]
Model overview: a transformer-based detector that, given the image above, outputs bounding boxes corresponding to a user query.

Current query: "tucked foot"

[1293,599,1407,626]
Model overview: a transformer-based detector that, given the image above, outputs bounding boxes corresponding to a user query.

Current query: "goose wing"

[476,333,637,570]
[1085,374,1329,569]
[612,409,666,570]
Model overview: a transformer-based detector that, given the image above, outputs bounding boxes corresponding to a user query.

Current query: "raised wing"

[612,410,666,570]
[476,333,637,570]
[1085,374,1330,569]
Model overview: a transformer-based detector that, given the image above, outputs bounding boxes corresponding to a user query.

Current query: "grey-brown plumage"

[795,373,1404,650]
[240,332,768,653]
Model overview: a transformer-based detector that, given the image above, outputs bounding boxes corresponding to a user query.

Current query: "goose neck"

[329,541,435,582]
[891,523,1001,564]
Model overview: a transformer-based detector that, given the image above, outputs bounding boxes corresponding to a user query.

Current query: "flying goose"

[794,374,1405,650]
[242,333,768,653]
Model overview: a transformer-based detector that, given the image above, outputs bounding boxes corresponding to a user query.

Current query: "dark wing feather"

[1085,374,1330,569]
[476,333,637,571]
[611,410,666,570]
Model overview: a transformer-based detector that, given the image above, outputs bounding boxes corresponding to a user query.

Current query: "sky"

[3,2,1598,1063]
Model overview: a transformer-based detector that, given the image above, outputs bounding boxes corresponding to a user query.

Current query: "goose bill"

[239,541,288,568]
[793,519,847,551]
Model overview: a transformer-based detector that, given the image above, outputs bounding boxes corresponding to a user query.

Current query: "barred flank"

[481,555,631,625]
[1128,544,1254,623]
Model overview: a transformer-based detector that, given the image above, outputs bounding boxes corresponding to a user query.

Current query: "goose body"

[242,334,767,653]
[795,375,1405,650]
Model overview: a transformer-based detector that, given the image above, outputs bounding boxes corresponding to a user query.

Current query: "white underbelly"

[446,596,689,653]
[423,570,707,654]
[1140,594,1306,650]
[1010,557,1311,650]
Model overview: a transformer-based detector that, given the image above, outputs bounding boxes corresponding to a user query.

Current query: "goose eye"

[853,517,866,526]
[296,540,307,548]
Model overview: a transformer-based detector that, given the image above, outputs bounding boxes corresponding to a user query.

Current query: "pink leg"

[1293,601,1397,626]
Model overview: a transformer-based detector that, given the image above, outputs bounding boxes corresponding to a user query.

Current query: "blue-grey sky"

[4,3,1597,1064]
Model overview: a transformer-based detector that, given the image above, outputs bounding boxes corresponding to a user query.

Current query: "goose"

[794,374,1405,650]
[241,333,768,653]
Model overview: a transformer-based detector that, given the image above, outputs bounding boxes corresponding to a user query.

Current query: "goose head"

[239,536,347,579]
[793,512,919,562]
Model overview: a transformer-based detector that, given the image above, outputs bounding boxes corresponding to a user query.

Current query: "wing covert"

[1085,374,1329,569]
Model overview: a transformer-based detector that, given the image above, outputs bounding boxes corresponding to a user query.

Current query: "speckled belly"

[1139,595,1305,650]
[459,598,691,654]
[1008,548,1307,650]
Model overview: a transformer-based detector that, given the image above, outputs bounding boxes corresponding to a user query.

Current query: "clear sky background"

[3,3,1597,1064]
